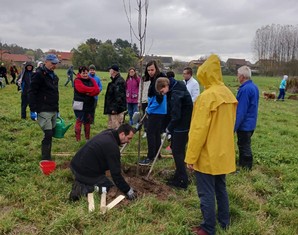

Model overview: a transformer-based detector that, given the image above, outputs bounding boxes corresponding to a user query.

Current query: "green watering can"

[53,117,73,138]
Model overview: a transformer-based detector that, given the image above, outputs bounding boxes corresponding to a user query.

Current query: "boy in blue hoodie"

[155,72,193,189]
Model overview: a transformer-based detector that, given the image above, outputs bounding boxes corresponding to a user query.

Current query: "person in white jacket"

[183,67,200,102]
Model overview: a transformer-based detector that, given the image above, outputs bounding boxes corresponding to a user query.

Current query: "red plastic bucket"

[39,160,56,175]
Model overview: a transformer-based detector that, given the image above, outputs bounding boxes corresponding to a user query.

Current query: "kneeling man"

[70,123,136,201]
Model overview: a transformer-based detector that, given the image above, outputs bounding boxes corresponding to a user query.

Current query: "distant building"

[143,55,173,70]
[188,59,206,70]
[226,58,250,71]
[254,59,278,76]
[56,52,73,67]
[188,59,225,69]
[0,50,34,66]
[45,51,73,67]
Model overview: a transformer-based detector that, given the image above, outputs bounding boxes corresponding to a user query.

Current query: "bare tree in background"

[123,0,149,173]
[253,24,298,76]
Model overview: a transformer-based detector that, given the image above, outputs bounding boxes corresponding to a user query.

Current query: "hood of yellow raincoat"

[197,54,223,89]
[196,54,237,110]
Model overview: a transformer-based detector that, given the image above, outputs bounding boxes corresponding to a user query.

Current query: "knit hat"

[108,64,119,72]
[283,75,288,80]
[89,64,96,70]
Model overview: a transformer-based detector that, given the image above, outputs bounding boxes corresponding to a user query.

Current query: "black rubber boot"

[41,144,52,160]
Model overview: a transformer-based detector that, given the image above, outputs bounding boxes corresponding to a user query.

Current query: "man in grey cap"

[28,54,60,161]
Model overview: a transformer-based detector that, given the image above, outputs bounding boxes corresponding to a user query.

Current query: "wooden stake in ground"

[100,187,107,214]
[87,193,95,212]
[106,195,126,210]
[146,134,167,179]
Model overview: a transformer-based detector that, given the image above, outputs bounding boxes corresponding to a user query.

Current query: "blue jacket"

[279,79,287,89]
[146,73,167,115]
[89,73,103,100]
[147,95,167,114]
[235,80,259,131]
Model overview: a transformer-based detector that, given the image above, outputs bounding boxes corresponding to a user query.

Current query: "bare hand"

[187,164,194,171]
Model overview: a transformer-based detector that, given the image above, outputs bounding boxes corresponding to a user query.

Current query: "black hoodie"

[28,66,59,113]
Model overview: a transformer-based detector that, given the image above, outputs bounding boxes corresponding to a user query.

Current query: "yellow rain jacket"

[185,55,238,175]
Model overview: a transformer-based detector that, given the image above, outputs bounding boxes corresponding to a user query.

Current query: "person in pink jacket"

[125,67,140,125]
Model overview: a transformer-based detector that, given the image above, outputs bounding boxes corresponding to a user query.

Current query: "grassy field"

[0,69,297,235]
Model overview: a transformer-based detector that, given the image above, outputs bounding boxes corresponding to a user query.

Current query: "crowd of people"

[2,52,278,234]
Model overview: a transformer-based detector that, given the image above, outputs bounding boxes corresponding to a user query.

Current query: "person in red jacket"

[73,66,100,141]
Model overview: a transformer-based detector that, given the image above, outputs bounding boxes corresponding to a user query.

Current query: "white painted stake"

[87,193,95,212]
[100,187,107,214]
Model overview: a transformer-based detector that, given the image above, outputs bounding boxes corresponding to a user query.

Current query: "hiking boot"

[166,178,188,190]
[139,158,153,166]
[69,181,94,201]
[191,226,209,235]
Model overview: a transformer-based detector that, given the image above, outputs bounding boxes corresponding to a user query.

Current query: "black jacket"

[104,73,126,114]
[0,66,7,76]
[147,72,165,104]
[28,66,59,113]
[70,129,130,193]
[167,77,193,132]
[18,62,34,95]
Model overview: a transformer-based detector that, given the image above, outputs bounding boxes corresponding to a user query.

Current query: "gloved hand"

[165,128,171,141]
[57,112,60,118]
[126,188,137,200]
[30,112,37,121]
[135,122,142,132]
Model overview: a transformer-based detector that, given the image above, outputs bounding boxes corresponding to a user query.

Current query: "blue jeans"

[195,172,230,235]
[65,75,74,87]
[277,88,285,100]
[127,103,138,125]
[237,131,254,170]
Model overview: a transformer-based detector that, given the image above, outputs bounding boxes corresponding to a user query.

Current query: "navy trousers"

[171,131,188,183]
[277,88,285,100]
[237,130,254,170]
[195,172,230,235]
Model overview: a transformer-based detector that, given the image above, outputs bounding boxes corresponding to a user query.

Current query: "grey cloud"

[0,0,297,62]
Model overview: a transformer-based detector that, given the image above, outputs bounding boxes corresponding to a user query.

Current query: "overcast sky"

[0,0,297,62]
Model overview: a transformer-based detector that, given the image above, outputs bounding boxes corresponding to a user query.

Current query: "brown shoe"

[191,226,209,235]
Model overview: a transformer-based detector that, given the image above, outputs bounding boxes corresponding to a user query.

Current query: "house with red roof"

[0,50,34,66]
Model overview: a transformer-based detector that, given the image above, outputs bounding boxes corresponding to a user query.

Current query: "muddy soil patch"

[107,165,175,202]
[59,161,175,202]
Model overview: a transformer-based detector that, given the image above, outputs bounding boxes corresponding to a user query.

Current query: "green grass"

[0,70,297,234]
